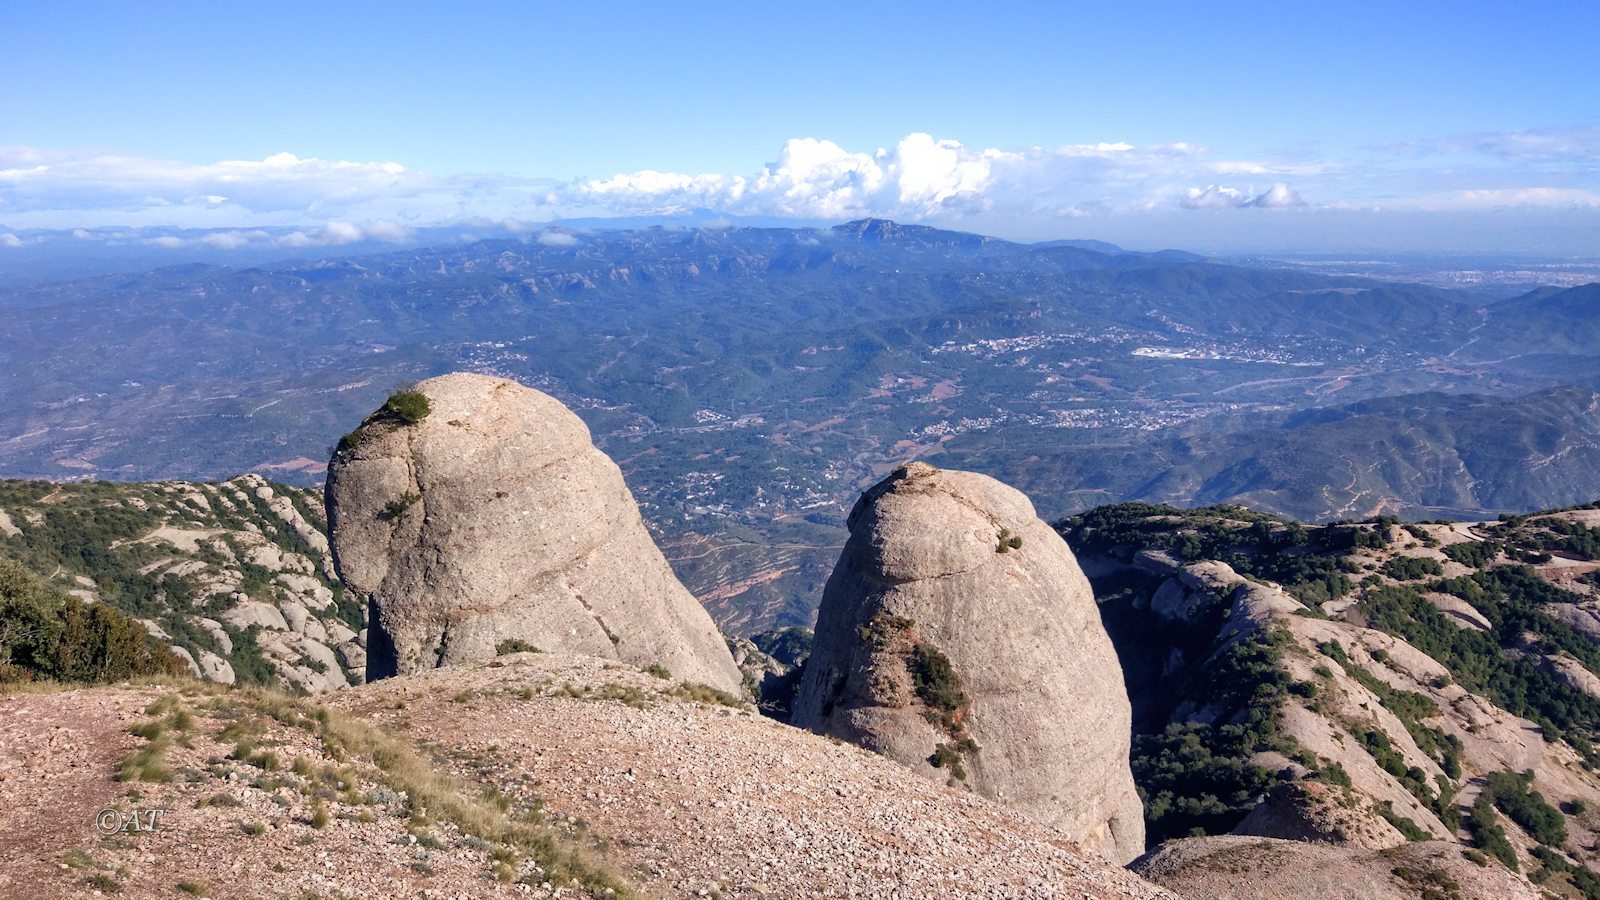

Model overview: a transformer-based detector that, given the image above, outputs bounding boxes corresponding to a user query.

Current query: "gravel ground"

[332,653,1176,899]
[0,656,1173,899]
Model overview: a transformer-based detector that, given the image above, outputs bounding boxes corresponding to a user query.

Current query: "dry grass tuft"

[188,684,636,896]
[669,681,746,709]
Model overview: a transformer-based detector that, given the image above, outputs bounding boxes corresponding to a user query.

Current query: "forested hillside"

[1060,501,1600,892]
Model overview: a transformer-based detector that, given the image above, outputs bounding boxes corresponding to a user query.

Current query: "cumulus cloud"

[554,133,1221,221]
[1248,183,1306,208]
[0,233,21,248]
[278,220,415,247]
[1181,185,1249,209]
[1180,182,1305,210]
[199,229,270,250]
[111,221,419,251]
[0,130,1595,245]
[536,230,578,246]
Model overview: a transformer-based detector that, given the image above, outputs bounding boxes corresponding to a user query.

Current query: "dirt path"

[0,689,142,898]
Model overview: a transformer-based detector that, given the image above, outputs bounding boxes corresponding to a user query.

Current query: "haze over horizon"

[3,0,1597,256]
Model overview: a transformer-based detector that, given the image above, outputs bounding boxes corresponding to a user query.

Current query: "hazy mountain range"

[1,219,1596,628]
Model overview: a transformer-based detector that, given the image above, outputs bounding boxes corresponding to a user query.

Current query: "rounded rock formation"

[325,373,743,693]
[791,462,1145,863]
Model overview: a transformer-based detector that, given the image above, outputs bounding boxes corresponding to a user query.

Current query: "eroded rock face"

[1231,781,1406,849]
[325,373,742,693]
[1133,835,1538,900]
[790,462,1145,863]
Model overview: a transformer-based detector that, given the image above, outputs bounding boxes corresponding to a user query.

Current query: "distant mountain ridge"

[1,221,1597,629]
[1488,283,1600,355]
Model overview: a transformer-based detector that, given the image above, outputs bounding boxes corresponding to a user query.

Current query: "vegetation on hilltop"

[0,477,355,692]
[1133,627,1308,842]
[1063,500,1600,868]
[1060,502,1357,606]
[0,557,184,684]
[338,386,432,453]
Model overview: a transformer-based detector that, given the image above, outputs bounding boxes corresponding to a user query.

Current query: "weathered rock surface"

[1133,835,1538,900]
[325,373,742,694]
[1231,781,1405,849]
[791,462,1145,863]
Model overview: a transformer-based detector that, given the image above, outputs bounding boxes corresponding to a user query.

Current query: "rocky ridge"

[0,474,362,693]
[1132,835,1536,900]
[1064,503,1600,896]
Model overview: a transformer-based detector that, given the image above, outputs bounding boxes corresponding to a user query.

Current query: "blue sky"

[2,1,1597,254]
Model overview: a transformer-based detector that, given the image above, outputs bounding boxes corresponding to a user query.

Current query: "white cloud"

[0,233,21,248]
[0,130,1594,252]
[536,230,578,246]
[199,229,271,249]
[554,134,1220,221]
[1180,182,1304,210]
[1385,187,1600,212]
[277,220,414,247]
[0,148,436,222]
[1181,185,1249,209]
[1248,183,1306,208]
[107,221,419,251]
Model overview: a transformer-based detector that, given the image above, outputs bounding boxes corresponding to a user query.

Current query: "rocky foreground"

[7,373,1600,898]
[0,654,1174,900]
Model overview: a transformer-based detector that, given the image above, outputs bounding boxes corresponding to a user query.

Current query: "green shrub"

[909,643,968,718]
[1317,762,1353,789]
[1131,629,1299,843]
[1378,801,1431,841]
[928,743,968,781]
[1135,720,1285,843]
[336,387,432,456]
[495,638,540,656]
[1443,541,1498,568]
[1380,556,1445,581]
[1529,845,1600,899]
[382,389,431,424]
[226,626,278,687]
[1482,770,1566,847]
[377,493,420,522]
[858,612,914,646]
[1465,793,1518,870]
[0,558,186,684]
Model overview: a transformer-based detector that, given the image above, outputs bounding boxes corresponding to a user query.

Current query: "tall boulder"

[791,462,1145,863]
[325,373,743,694]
